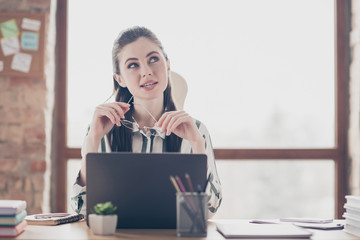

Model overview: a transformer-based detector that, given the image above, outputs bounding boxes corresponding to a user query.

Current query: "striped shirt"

[72,119,222,218]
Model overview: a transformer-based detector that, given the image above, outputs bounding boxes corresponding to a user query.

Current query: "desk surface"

[14,220,360,240]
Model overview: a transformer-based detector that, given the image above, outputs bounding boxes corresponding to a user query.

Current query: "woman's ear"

[113,73,127,87]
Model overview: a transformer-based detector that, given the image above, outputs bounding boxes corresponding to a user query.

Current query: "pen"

[34,213,70,219]
[203,173,212,192]
[185,173,195,193]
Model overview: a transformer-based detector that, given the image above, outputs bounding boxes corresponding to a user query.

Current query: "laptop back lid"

[86,152,207,229]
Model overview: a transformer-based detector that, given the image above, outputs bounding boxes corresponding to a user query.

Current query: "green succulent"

[92,202,117,215]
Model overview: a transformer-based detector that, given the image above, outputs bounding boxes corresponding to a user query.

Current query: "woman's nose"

[141,65,152,77]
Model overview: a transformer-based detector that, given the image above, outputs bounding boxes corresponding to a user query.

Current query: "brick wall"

[0,0,54,214]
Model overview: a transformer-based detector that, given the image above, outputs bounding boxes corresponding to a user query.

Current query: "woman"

[72,26,222,218]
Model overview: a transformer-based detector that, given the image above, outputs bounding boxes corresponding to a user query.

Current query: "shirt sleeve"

[181,120,223,218]
[71,126,111,215]
[197,120,223,218]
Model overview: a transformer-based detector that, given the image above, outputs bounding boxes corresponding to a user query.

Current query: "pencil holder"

[176,192,209,237]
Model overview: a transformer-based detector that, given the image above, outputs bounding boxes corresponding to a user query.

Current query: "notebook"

[216,222,313,239]
[25,213,84,226]
[86,152,207,229]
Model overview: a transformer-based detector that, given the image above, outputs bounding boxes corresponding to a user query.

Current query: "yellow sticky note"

[1,19,19,38]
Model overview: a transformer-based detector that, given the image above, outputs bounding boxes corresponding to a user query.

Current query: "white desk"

[14,220,360,240]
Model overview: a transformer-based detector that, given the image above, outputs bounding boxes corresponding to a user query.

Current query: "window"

[56,0,348,218]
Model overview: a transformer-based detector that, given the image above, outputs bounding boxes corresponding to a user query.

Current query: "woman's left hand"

[156,110,203,143]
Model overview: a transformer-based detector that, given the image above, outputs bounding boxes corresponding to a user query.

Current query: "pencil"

[185,173,195,193]
[175,176,187,192]
[169,175,181,193]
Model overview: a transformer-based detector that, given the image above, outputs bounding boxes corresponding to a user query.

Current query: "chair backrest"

[169,71,188,110]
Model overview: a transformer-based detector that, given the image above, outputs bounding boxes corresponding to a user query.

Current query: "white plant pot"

[89,214,118,235]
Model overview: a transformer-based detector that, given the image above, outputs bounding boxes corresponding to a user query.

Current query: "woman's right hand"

[88,102,131,140]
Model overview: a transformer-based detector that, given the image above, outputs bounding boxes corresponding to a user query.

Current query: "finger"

[110,104,127,119]
[161,111,186,135]
[167,114,189,136]
[96,105,120,126]
[158,111,179,133]
[115,102,131,113]
[156,111,170,127]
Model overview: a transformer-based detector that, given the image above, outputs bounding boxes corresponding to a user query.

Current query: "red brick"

[32,174,44,191]
[34,192,43,209]
[4,108,23,124]
[9,77,32,88]
[24,177,32,192]
[0,123,5,141]
[2,90,23,107]
[0,158,20,173]
[0,143,22,158]
[7,123,23,144]
[30,160,46,173]
[24,126,45,143]
[23,89,46,108]
[22,108,44,125]
[22,143,45,158]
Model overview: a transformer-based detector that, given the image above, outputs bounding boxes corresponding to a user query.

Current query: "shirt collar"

[131,118,166,139]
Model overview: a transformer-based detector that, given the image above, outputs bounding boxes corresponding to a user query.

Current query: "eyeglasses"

[120,96,161,135]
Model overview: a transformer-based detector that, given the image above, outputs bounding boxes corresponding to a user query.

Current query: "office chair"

[170,71,188,110]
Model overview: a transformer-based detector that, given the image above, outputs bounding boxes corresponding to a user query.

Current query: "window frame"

[55,0,350,218]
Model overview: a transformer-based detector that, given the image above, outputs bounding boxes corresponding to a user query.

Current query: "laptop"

[86,152,207,229]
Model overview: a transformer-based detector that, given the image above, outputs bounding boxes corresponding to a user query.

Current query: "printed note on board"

[1,19,19,38]
[21,18,41,31]
[1,37,20,56]
[21,32,39,50]
[11,52,32,73]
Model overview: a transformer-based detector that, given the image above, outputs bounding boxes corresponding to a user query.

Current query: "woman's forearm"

[78,131,102,186]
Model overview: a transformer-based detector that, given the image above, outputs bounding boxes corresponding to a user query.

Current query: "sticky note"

[21,18,41,31]
[1,19,19,38]
[0,61,3,72]
[1,37,20,56]
[21,32,39,50]
[11,53,32,73]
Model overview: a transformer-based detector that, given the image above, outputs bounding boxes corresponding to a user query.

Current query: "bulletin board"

[0,12,47,78]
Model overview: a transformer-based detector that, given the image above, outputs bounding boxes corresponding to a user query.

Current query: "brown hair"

[109,26,182,152]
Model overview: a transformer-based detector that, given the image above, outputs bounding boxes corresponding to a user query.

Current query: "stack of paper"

[0,200,27,237]
[343,195,360,237]
[215,220,313,239]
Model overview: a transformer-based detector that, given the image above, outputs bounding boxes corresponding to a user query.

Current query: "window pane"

[213,160,334,219]
[68,0,335,148]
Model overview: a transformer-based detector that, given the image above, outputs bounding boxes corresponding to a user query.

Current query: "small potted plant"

[89,201,118,235]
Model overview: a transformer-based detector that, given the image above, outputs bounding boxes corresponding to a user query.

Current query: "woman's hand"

[88,102,130,141]
[156,110,205,153]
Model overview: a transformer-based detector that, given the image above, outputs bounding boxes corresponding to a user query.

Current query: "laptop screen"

[86,152,207,229]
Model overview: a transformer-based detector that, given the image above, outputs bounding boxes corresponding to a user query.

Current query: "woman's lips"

[140,82,158,88]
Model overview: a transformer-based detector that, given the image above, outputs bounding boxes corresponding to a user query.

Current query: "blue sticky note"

[21,32,39,50]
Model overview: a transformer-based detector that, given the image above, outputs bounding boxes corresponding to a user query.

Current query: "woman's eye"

[149,56,159,63]
[128,63,138,69]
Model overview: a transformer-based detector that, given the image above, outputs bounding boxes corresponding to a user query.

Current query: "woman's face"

[116,37,170,102]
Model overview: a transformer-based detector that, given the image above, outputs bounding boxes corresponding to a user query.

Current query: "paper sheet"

[21,18,41,31]
[11,52,32,73]
[21,32,39,50]
[0,61,3,72]
[1,37,20,56]
[1,19,19,38]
